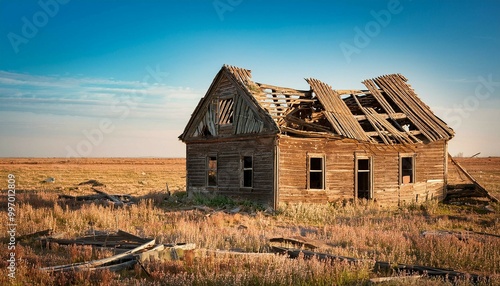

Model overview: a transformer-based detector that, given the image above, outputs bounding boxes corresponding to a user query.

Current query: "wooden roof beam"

[354,112,407,121]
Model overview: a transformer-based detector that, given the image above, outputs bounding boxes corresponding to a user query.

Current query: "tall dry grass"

[0,158,499,285]
[0,192,498,285]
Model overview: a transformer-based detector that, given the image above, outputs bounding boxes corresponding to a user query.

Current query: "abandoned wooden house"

[179,65,455,208]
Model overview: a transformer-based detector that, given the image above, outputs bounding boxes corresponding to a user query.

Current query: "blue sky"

[1,0,499,157]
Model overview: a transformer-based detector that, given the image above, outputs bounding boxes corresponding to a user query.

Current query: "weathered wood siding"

[185,136,276,206]
[277,135,447,206]
[187,74,273,139]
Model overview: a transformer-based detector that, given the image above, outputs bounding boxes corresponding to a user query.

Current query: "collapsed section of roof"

[181,65,454,144]
[227,65,454,144]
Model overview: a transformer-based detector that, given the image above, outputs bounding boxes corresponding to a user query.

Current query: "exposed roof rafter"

[180,65,454,145]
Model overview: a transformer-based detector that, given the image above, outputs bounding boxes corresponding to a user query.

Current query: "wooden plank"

[351,94,391,144]
[373,75,453,142]
[362,79,396,115]
[284,115,332,133]
[373,76,436,142]
[354,112,407,121]
[269,237,319,250]
[41,239,156,272]
[92,188,123,205]
[448,154,499,202]
[369,275,423,284]
[272,246,485,283]
[307,78,369,141]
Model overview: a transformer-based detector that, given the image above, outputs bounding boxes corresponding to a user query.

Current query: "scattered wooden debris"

[270,246,365,264]
[470,152,481,158]
[201,248,275,258]
[373,261,485,283]
[41,229,151,249]
[136,243,196,263]
[78,179,105,187]
[422,229,500,241]
[271,245,487,283]
[369,275,422,284]
[16,229,53,241]
[39,229,195,273]
[447,155,499,203]
[41,239,156,272]
[269,237,319,250]
[58,188,133,205]
[92,188,124,206]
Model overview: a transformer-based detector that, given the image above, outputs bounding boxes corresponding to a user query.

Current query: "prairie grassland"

[0,158,186,195]
[0,158,499,286]
[455,157,500,199]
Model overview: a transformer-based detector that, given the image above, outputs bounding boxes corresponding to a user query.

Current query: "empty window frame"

[207,156,217,186]
[356,157,372,199]
[400,155,415,185]
[218,98,234,125]
[242,155,253,188]
[308,155,325,190]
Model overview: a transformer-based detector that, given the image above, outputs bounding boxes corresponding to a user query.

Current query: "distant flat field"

[0,157,499,198]
[454,157,500,198]
[0,158,186,196]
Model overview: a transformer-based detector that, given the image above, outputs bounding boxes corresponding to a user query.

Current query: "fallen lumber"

[202,249,275,257]
[41,239,156,272]
[58,193,107,201]
[88,260,137,272]
[422,229,500,240]
[92,188,124,206]
[448,155,499,203]
[369,275,422,284]
[78,179,105,186]
[40,229,196,273]
[16,229,53,241]
[58,188,133,205]
[136,243,196,263]
[41,230,152,249]
[41,241,195,273]
[272,246,486,283]
[270,246,364,263]
[269,237,319,250]
[374,261,485,283]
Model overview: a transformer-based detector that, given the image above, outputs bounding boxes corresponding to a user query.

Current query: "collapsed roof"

[181,65,454,144]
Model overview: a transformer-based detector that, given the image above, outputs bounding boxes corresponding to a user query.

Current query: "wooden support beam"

[448,154,499,202]
[354,112,407,121]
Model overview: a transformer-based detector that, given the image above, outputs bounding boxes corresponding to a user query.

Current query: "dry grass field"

[0,158,186,196]
[0,157,499,285]
[454,157,500,199]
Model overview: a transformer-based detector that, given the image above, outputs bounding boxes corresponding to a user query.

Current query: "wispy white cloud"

[0,71,203,157]
[0,71,202,122]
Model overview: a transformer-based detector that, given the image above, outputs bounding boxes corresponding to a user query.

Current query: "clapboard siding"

[185,136,275,206]
[277,135,447,206]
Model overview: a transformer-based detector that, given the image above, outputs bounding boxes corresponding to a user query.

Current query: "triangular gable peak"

[179,65,278,141]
